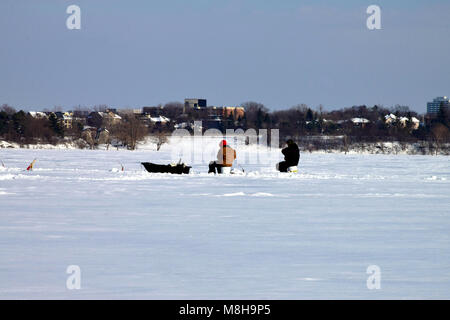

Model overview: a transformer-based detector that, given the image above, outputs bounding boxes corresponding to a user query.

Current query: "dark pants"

[276,161,291,172]
[209,161,224,174]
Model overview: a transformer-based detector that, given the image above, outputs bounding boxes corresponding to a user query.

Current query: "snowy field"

[0,143,449,299]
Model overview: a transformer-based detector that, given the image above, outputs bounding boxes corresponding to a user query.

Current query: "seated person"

[276,139,300,172]
[209,140,236,174]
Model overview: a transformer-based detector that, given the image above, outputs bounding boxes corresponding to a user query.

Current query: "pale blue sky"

[0,0,449,112]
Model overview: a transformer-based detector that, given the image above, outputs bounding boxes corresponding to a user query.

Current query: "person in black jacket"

[276,139,300,172]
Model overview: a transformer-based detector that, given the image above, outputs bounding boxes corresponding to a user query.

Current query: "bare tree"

[81,130,95,149]
[24,118,53,143]
[93,104,108,112]
[163,102,184,120]
[73,105,91,118]
[0,104,16,115]
[242,101,269,129]
[111,115,147,150]
[151,131,169,151]
[431,123,450,155]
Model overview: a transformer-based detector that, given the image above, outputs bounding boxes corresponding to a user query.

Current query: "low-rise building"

[411,117,420,130]
[209,106,245,121]
[398,117,409,127]
[55,112,73,129]
[87,111,122,128]
[384,113,397,125]
[385,114,420,130]
[149,115,170,123]
[184,98,207,113]
[28,111,48,119]
[223,106,245,121]
[142,106,164,116]
[351,118,370,127]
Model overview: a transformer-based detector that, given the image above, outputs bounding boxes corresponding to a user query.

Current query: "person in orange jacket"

[208,140,236,174]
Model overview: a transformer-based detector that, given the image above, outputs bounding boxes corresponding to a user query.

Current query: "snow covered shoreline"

[1,138,449,156]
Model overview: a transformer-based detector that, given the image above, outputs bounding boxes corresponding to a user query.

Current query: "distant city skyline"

[1,0,449,113]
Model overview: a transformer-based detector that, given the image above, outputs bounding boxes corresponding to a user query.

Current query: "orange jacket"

[217,145,236,167]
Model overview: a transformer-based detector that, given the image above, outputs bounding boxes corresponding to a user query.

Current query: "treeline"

[148,101,449,146]
[0,106,67,145]
[237,102,450,150]
[1,101,449,152]
[0,104,149,149]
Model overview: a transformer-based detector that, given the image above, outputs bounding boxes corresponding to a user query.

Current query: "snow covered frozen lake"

[0,145,449,299]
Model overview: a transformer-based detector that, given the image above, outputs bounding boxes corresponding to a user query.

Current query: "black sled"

[141,162,191,175]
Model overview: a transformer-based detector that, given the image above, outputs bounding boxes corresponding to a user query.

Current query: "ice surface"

[0,145,449,299]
